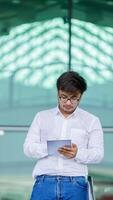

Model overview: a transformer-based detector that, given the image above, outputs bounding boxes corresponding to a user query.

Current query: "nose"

[66,99,71,105]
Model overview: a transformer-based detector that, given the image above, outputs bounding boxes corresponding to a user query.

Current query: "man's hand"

[58,143,78,159]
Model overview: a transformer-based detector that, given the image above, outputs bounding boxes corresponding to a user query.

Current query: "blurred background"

[0,0,113,200]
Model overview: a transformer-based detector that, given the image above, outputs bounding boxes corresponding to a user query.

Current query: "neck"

[59,106,75,118]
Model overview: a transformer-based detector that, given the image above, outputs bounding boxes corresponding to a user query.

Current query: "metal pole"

[68,0,73,71]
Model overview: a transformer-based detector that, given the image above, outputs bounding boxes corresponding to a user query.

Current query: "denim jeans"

[30,175,89,200]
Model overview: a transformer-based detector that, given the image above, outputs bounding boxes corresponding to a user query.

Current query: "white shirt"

[23,106,104,179]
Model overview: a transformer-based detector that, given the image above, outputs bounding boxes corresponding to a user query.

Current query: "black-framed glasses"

[59,95,80,104]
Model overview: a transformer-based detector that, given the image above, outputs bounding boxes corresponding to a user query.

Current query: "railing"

[0,125,113,200]
[0,125,113,132]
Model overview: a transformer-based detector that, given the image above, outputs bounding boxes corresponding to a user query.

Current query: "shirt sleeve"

[75,117,104,164]
[23,113,48,159]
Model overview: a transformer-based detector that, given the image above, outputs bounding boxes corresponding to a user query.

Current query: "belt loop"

[85,176,88,183]
[57,176,60,182]
[41,175,45,182]
[70,176,73,182]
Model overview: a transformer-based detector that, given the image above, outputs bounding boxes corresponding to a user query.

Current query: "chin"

[64,108,74,114]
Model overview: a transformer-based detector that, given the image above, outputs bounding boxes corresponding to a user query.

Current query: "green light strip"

[0,18,113,86]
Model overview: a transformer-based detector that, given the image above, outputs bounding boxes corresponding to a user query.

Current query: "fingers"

[58,149,74,158]
[72,143,77,148]
[59,144,77,152]
[58,143,78,158]
[61,146,71,151]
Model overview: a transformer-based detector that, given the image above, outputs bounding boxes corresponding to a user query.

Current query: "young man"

[24,71,104,200]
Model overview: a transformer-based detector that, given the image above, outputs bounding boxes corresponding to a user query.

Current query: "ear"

[77,94,82,104]
[79,94,82,101]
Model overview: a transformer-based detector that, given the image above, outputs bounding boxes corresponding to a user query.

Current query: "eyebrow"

[60,93,78,98]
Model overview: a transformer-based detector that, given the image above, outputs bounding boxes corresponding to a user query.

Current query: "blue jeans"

[30,175,89,200]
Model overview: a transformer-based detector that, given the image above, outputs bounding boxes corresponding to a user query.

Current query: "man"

[24,71,104,200]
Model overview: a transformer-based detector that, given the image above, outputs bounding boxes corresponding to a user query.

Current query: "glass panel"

[0,127,113,199]
[0,18,113,111]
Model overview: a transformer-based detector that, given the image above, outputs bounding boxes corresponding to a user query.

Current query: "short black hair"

[56,71,87,94]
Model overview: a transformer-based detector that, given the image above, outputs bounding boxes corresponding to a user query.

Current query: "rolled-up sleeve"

[23,113,48,159]
[75,118,104,164]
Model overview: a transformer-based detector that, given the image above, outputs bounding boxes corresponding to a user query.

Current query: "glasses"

[59,95,80,104]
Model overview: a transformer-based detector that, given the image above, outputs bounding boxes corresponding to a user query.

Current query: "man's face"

[58,90,82,115]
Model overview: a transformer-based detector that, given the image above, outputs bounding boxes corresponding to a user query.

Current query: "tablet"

[47,139,71,156]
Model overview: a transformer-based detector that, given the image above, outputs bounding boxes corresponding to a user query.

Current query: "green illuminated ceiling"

[1,0,113,32]
[0,18,113,88]
[0,1,113,88]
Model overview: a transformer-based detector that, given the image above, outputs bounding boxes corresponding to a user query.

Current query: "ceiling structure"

[1,0,113,35]
[0,0,113,108]
[0,18,113,87]
[0,0,113,89]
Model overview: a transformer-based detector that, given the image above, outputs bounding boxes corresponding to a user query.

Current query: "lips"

[64,106,73,109]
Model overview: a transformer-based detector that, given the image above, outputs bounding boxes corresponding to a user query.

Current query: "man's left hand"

[58,143,78,159]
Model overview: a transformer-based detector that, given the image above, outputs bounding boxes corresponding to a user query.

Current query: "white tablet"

[47,139,71,156]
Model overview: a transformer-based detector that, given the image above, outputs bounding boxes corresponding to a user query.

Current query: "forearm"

[75,147,104,164]
[74,117,104,164]
[23,113,49,159]
[23,142,48,159]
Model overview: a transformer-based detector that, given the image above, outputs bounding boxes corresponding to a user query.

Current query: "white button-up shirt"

[23,106,104,178]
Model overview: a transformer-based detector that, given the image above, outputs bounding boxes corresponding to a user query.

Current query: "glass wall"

[0,17,113,200]
[0,127,113,200]
[0,18,113,108]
